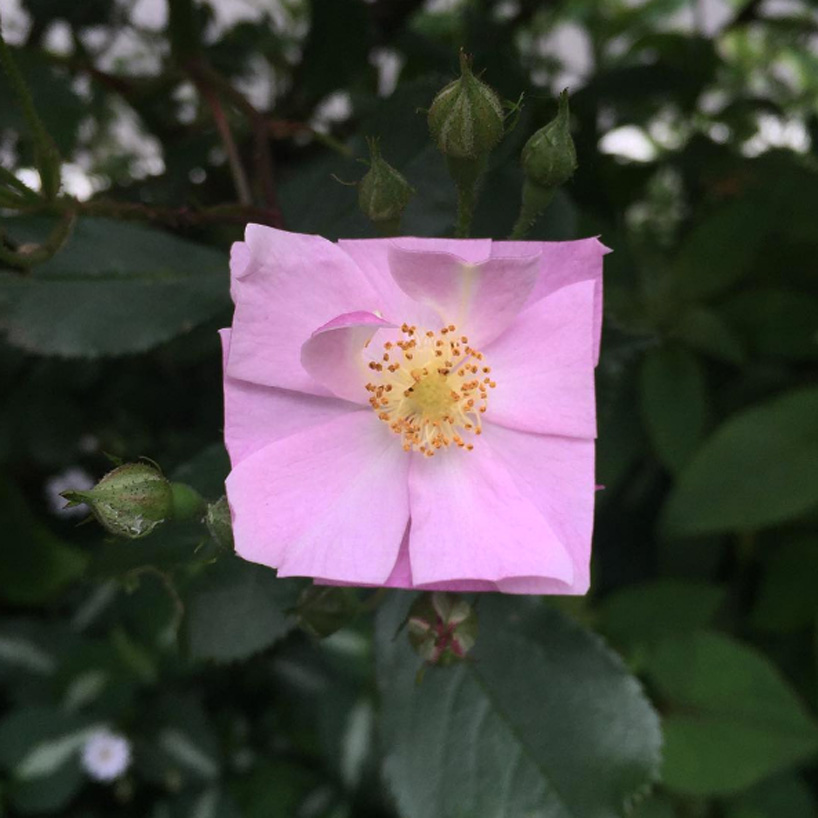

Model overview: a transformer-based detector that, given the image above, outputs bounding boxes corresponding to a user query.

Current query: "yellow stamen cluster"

[365,324,496,456]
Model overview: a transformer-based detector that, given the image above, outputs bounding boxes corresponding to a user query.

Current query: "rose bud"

[407,592,478,668]
[428,50,504,161]
[357,138,415,236]
[62,461,174,539]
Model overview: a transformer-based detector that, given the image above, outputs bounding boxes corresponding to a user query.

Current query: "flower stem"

[447,155,486,239]
[509,179,555,239]
[455,182,477,238]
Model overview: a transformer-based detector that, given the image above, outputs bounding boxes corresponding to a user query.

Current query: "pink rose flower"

[222,226,607,594]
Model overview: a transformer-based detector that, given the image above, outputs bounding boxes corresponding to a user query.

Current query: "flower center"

[365,323,495,456]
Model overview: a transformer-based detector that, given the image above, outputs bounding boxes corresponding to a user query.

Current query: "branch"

[14,198,282,228]
[188,60,284,223]
[192,73,253,206]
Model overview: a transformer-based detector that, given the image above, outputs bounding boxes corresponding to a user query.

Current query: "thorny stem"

[194,77,253,206]
[9,198,283,229]
[268,120,353,157]
[187,59,284,224]
[126,566,185,644]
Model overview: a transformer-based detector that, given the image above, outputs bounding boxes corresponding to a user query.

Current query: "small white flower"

[44,467,94,518]
[81,729,131,782]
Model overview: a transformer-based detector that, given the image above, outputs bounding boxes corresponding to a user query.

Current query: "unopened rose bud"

[407,592,477,667]
[62,461,173,539]
[427,51,505,237]
[428,51,504,161]
[511,90,578,239]
[205,496,234,550]
[521,89,577,190]
[358,138,415,236]
[295,586,360,638]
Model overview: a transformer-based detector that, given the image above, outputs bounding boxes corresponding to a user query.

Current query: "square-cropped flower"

[222,226,608,594]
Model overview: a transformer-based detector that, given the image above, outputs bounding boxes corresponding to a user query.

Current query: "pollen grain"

[365,324,495,456]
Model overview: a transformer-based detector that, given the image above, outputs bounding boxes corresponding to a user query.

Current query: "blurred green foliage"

[1,0,818,816]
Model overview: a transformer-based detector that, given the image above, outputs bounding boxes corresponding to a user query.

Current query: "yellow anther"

[364,324,495,456]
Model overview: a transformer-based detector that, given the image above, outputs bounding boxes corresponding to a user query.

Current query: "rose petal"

[229,241,251,301]
[482,423,595,595]
[382,523,496,590]
[300,311,396,405]
[483,279,596,438]
[492,237,609,363]
[226,411,409,583]
[387,243,542,347]
[336,240,445,328]
[313,525,499,590]
[388,237,493,263]
[221,330,358,466]
[227,225,380,394]
[407,444,574,587]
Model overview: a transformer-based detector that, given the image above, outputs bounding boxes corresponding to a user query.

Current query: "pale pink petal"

[482,423,595,595]
[336,240,443,329]
[390,237,492,263]
[483,280,596,438]
[227,225,381,394]
[226,412,409,582]
[221,330,358,466]
[229,241,251,302]
[313,518,576,593]
[314,525,498,591]
[381,524,495,590]
[417,578,498,591]
[387,243,543,347]
[300,311,396,405]
[492,238,609,363]
[407,445,574,587]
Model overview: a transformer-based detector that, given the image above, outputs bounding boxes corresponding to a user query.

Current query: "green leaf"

[722,289,818,361]
[377,594,662,818]
[0,217,229,357]
[140,697,222,788]
[727,773,818,818]
[671,199,767,301]
[0,478,87,605]
[233,760,322,818]
[171,443,230,501]
[597,580,725,649]
[184,556,301,663]
[596,353,647,493]
[643,632,818,796]
[671,306,746,365]
[751,535,818,633]
[631,793,676,818]
[0,707,94,814]
[158,728,219,780]
[661,387,818,537]
[639,345,708,472]
[0,622,58,677]
[162,788,244,818]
